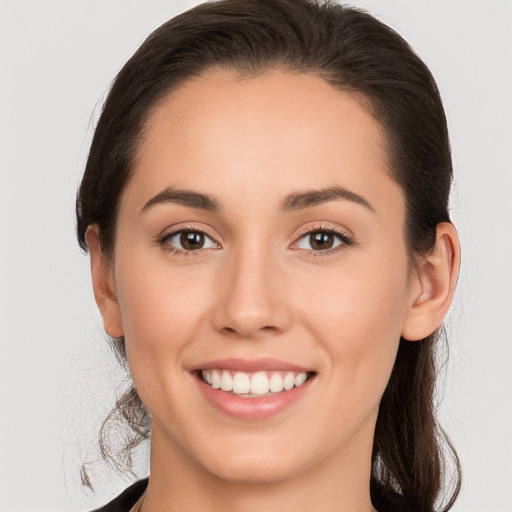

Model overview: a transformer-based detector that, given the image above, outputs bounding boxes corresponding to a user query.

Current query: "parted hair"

[76,1,461,510]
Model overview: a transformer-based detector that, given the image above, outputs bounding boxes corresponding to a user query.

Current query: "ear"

[401,222,460,341]
[85,225,124,338]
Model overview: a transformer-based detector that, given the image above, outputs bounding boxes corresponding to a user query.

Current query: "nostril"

[220,324,281,339]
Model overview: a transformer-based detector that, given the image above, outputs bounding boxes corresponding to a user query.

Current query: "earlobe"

[85,225,124,338]
[401,222,460,341]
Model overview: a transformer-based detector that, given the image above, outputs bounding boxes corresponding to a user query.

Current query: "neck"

[142,418,377,512]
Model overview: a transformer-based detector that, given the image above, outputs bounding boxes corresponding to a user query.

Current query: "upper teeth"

[202,370,309,395]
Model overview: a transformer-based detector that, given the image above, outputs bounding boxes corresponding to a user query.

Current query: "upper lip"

[192,357,314,373]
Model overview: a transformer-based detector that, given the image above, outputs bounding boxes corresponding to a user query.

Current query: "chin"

[190,432,321,485]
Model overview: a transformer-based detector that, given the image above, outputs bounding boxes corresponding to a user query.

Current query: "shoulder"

[90,478,149,512]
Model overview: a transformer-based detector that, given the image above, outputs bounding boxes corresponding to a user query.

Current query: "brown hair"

[76,1,461,510]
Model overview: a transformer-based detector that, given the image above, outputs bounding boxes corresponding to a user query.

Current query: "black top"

[91,479,149,512]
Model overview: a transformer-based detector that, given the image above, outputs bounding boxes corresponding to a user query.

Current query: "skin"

[87,70,460,512]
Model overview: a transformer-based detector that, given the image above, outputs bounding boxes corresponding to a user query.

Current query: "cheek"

[113,250,215,380]
[296,254,409,392]
[113,259,221,428]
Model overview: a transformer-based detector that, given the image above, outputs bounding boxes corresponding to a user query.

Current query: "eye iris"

[310,232,334,250]
[180,231,204,250]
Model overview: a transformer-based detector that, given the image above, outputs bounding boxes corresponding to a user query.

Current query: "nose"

[212,244,292,339]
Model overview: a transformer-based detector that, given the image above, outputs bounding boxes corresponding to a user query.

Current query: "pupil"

[181,231,204,250]
[311,232,333,250]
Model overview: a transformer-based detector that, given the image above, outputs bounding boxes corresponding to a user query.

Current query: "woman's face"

[102,70,419,483]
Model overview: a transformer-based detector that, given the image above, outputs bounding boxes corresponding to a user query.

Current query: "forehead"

[124,69,402,218]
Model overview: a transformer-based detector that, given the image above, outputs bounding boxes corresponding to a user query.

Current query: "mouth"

[192,358,317,419]
[198,369,315,398]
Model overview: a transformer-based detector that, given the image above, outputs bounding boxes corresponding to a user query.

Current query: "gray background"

[1,0,511,510]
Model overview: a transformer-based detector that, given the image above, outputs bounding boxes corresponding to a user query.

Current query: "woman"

[76,0,461,510]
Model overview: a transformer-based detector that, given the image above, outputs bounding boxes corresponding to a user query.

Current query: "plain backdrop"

[1,1,511,511]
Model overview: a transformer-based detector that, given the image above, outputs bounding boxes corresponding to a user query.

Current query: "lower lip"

[195,374,315,420]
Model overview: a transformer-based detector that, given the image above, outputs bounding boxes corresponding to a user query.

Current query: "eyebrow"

[141,187,221,213]
[141,185,375,215]
[280,186,375,213]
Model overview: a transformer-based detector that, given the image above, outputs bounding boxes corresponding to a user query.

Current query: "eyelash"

[157,224,220,257]
[157,223,354,257]
[292,224,354,257]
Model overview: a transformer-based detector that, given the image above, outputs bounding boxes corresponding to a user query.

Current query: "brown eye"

[180,231,205,250]
[163,229,218,252]
[295,229,349,252]
[309,232,335,250]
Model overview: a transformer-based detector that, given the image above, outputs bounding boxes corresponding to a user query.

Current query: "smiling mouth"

[199,369,315,397]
